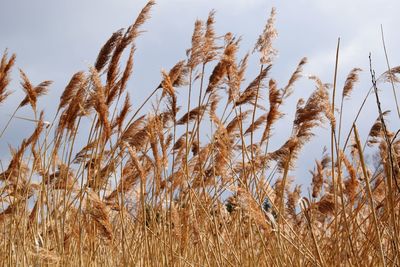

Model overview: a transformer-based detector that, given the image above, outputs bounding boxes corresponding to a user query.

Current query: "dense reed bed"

[1,1,400,266]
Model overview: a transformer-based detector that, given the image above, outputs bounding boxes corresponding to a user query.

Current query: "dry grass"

[1,1,400,266]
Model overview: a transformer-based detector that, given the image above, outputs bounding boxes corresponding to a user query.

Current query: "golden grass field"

[1,1,400,266]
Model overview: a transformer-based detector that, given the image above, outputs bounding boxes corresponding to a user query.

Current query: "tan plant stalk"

[353,124,386,266]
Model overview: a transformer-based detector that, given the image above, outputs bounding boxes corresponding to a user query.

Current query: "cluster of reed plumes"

[1,1,400,266]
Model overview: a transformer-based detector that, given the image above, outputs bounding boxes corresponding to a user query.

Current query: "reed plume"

[0,51,16,104]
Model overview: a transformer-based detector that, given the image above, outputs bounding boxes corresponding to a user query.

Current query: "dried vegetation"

[1,1,400,266]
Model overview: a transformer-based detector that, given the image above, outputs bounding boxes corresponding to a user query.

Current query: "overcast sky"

[1,0,399,188]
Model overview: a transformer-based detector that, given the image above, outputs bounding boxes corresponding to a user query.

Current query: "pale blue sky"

[1,0,399,188]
